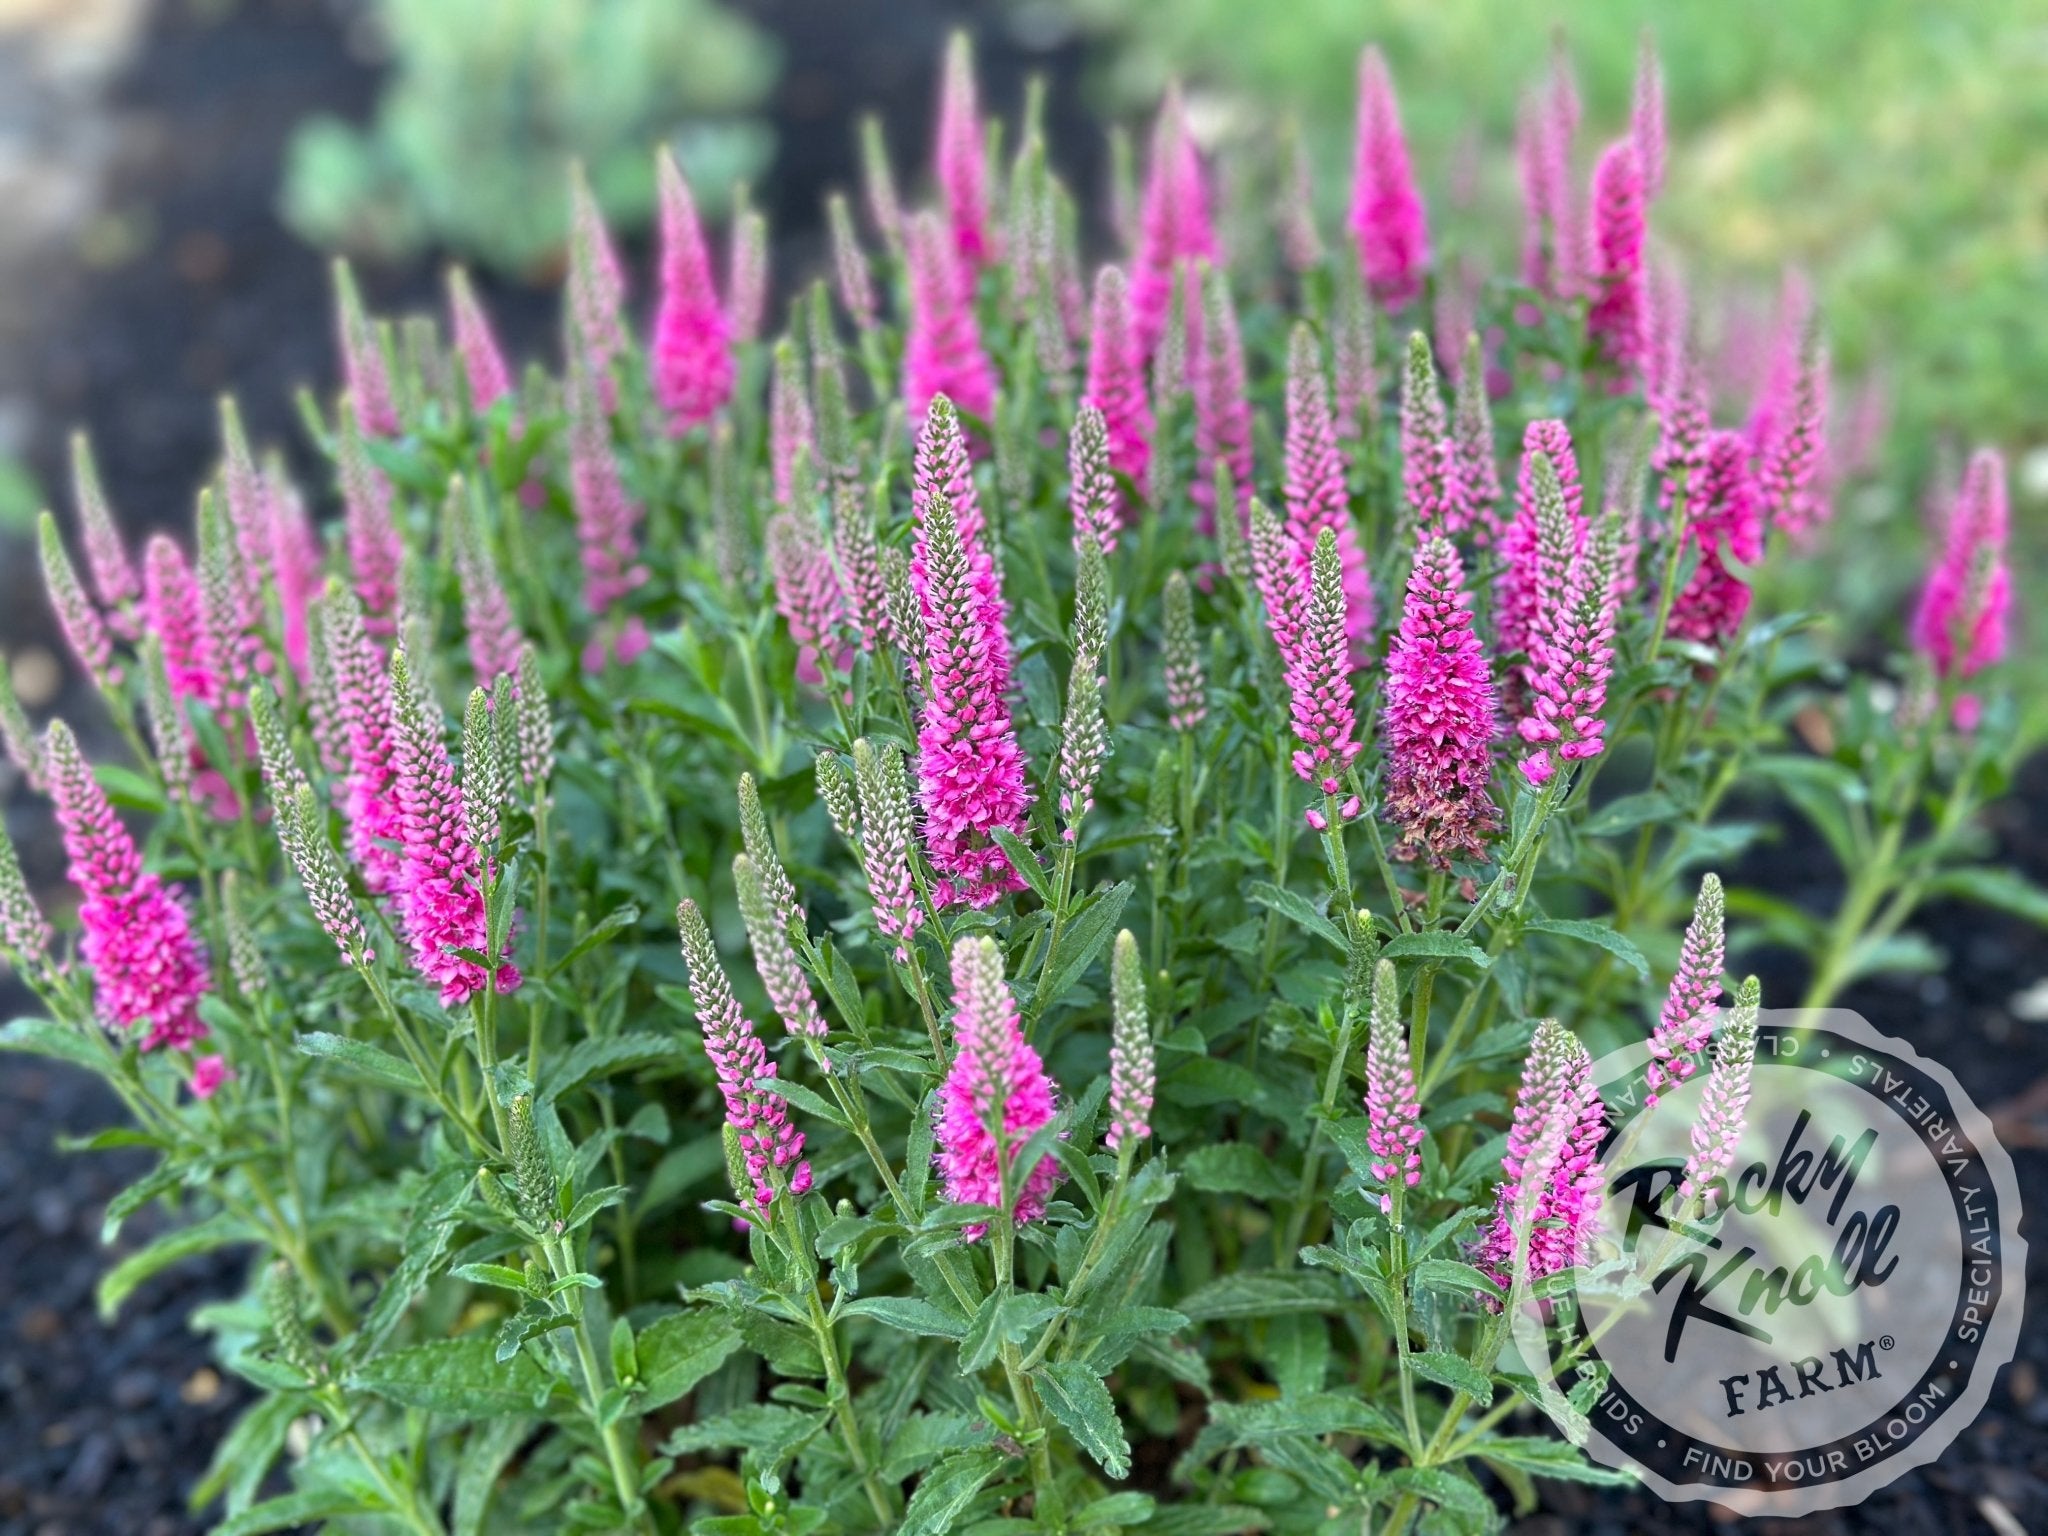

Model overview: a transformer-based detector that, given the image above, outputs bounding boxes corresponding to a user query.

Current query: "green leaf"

[0,1016,108,1074]
[548,903,642,975]
[1922,866,2048,927]
[294,1031,424,1092]
[1182,1143,1295,1200]
[1580,791,1679,837]
[544,1033,676,1100]
[636,1310,744,1410]
[347,1334,554,1417]
[1074,1492,1156,1530]
[98,1213,253,1319]
[1404,1349,1494,1405]
[1410,1258,1502,1302]
[1380,1464,1494,1521]
[1474,1434,1639,1486]
[1380,930,1491,968]
[899,1450,1002,1536]
[452,1263,534,1295]
[992,827,1054,905]
[190,1391,302,1514]
[213,1489,381,1535]
[1247,881,1347,952]
[1037,1361,1131,1479]
[1524,918,1649,980]
[1037,880,1133,1009]
[1178,1271,1342,1322]
[454,1415,536,1536]
[840,1296,968,1339]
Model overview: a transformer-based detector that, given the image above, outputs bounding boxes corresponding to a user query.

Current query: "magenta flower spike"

[769,339,819,509]
[1348,47,1430,308]
[70,436,139,639]
[1082,265,1153,522]
[566,164,628,410]
[677,898,812,1213]
[650,148,735,434]
[1678,976,1762,1213]
[914,493,1031,908]
[1516,93,1567,298]
[1757,328,1830,543]
[387,647,519,1007]
[767,510,848,687]
[1068,403,1118,556]
[1249,496,1306,669]
[1647,873,1725,1104]
[38,515,118,690]
[1283,323,1373,660]
[911,395,1010,692]
[143,535,217,706]
[447,266,513,415]
[1453,336,1504,544]
[44,720,209,1051]
[323,583,404,897]
[1666,431,1764,647]
[1518,515,1620,785]
[934,32,993,268]
[338,418,403,639]
[831,484,889,655]
[568,362,648,628]
[1398,332,1469,536]
[1473,1020,1606,1289]
[1363,960,1423,1210]
[447,483,523,689]
[1585,140,1648,384]
[1132,85,1217,357]
[1633,31,1667,200]
[1106,930,1154,1152]
[1288,528,1364,827]
[1744,271,1813,457]
[1191,265,1252,534]
[903,210,996,428]
[934,935,1061,1238]
[1912,448,2012,697]
[1383,537,1500,868]
[1652,316,1712,519]
[333,259,398,437]
[267,464,324,674]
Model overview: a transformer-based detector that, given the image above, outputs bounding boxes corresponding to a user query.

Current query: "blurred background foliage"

[279,0,778,276]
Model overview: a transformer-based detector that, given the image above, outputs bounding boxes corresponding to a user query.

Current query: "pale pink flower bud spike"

[143,535,216,706]
[1452,334,1503,544]
[1757,325,1830,543]
[1249,496,1306,669]
[447,265,513,415]
[734,853,827,1044]
[446,480,524,689]
[40,513,119,690]
[1518,513,1622,786]
[565,163,628,410]
[568,363,648,664]
[0,817,52,979]
[1191,265,1252,534]
[70,435,139,639]
[1278,118,1323,274]
[338,415,403,639]
[851,738,922,965]
[1495,424,1582,706]
[650,147,734,433]
[1585,140,1648,385]
[725,196,769,348]
[1106,930,1154,1153]
[934,32,993,269]
[1398,332,1469,536]
[1068,402,1118,556]
[1082,265,1153,522]
[827,193,877,331]
[333,259,399,437]
[1364,959,1423,1211]
[1284,323,1373,660]
[1633,30,1667,200]
[1472,1019,1606,1290]
[767,510,848,688]
[1349,46,1430,308]
[1162,570,1207,733]
[1677,975,1762,1215]
[934,935,1061,1239]
[322,583,403,896]
[769,339,819,508]
[1647,873,1725,1104]
[1288,527,1364,829]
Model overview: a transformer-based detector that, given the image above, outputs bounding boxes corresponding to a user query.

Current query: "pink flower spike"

[332,259,398,437]
[1647,874,1725,1104]
[1452,334,1503,544]
[1633,30,1667,200]
[44,720,209,1051]
[934,935,1061,1239]
[1132,85,1217,357]
[904,211,996,427]
[1398,332,1469,535]
[1191,265,1252,533]
[734,852,827,1043]
[726,200,769,348]
[1283,323,1372,660]
[827,193,877,331]
[266,463,323,674]
[1585,140,1647,384]
[1666,431,1763,647]
[1249,496,1306,668]
[1912,448,2011,686]
[1757,328,1830,543]
[1518,513,1621,772]
[39,514,118,690]
[1383,537,1500,869]
[769,339,819,508]
[1068,403,1118,556]
[1516,89,1574,300]
[322,583,404,897]
[1286,527,1364,813]
[934,32,993,268]
[447,265,513,414]
[446,481,524,688]
[851,738,922,964]
[70,435,139,639]
[144,536,216,706]
[1348,47,1430,308]
[338,419,403,639]
[1364,960,1423,1210]
[912,395,1009,691]
[566,164,628,409]
[190,1055,231,1100]
[386,647,519,1007]
[1652,314,1712,519]
[1082,265,1153,522]
[1744,271,1813,458]
[568,363,648,625]
[767,510,848,688]
[1278,119,1323,274]
[650,148,735,433]
[1678,976,1762,1212]
[1107,930,1154,1152]
[1471,1019,1606,1289]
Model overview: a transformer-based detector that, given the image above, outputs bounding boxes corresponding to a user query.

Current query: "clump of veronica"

[1398,332,1467,536]
[904,210,996,427]
[1472,1019,1606,1289]
[934,935,1061,1238]
[39,514,118,690]
[565,164,628,409]
[1192,266,1253,532]
[933,31,992,268]
[338,417,402,638]
[1911,447,2011,728]
[1106,930,1154,1153]
[1286,528,1364,828]
[1585,140,1647,382]
[677,899,811,1212]
[767,511,847,688]
[45,721,209,1050]
[1349,46,1430,307]
[1284,323,1373,659]
[1647,874,1725,1104]
[1068,402,1118,556]
[1665,432,1763,647]
[386,647,518,1006]
[1383,538,1500,867]
[1677,975,1762,1214]
[1364,959,1423,1211]
[1519,514,1621,786]
[650,148,733,434]
[1131,85,1216,357]
[69,435,138,640]
[1162,570,1207,732]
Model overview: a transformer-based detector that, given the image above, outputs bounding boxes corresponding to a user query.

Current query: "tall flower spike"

[1162,570,1207,733]
[911,395,1007,684]
[1278,117,1323,273]
[1283,323,1373,659]
[1068,402,1117,556]
[0,664,43,789]
[914,493,1032,908]
[859,113,902,247]
[815,750,860,843]
[1666,431,1763,647]
[737,772,802,930]
[809,286,858,488]
[726,198,769,348]
[1453,334,1503,543]
[566,162,628,408]
[735,853,827,1043]
[827,193,877,331]
[1383,537,1500,868]
[1633,30,1666,200]
[934,935,1061,1239]
[677,898,812,1211]
[1192,265,1252,533]
[1647,873,1725,1104]
[1056,621,1108,842]
[143,535,215,705]
[903,210,996,427]
[1106,930,1154,1152]
[882,548,925,685]
[1912,448,2011,704]
[1745,271,1813,458]
[651,148,734,433]
[568,361,648,628]
[1497,427,1583,692]
[1653,315,1712,520]
[70,435,139,638]
[1364,959,1423,1210]
[287,788,367,962]
[44,720,209,1050]
[460,686,504,853]
[387,646,518,1006]
[447,266,513,415]
[934,31,992,267]
[0,816,51,979]
[1288,527,1364,827]
[851,738,922,964]
[446,480,523,688]
[1758,326,1830,543]
[831,482,889,654]
[1516,90,1568,298]
[1585,140,1648,384]
[1249,496,1306,668]
[1082,265,1153,523]
[1678,975,1762,1212]
[322,583,403,895]
[140,636,192,807]
[1332,261,1378,443]
[769,339,819,508]
[338,417,403,638]
[514,644,554,793]
[196,490,257,711]
[767,511,847,687]
[333,259,398,437]
[1472,1019,1605,1289]
[265,457,323,673]
[39,514,117,690]
[1349,47,1430,308]
[1519,513,1622,785]
[1399,332,1468,535]
[1131,85,1217,357]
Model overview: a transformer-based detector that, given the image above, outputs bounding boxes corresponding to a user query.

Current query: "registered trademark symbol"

[1879,1335,1895,1351]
